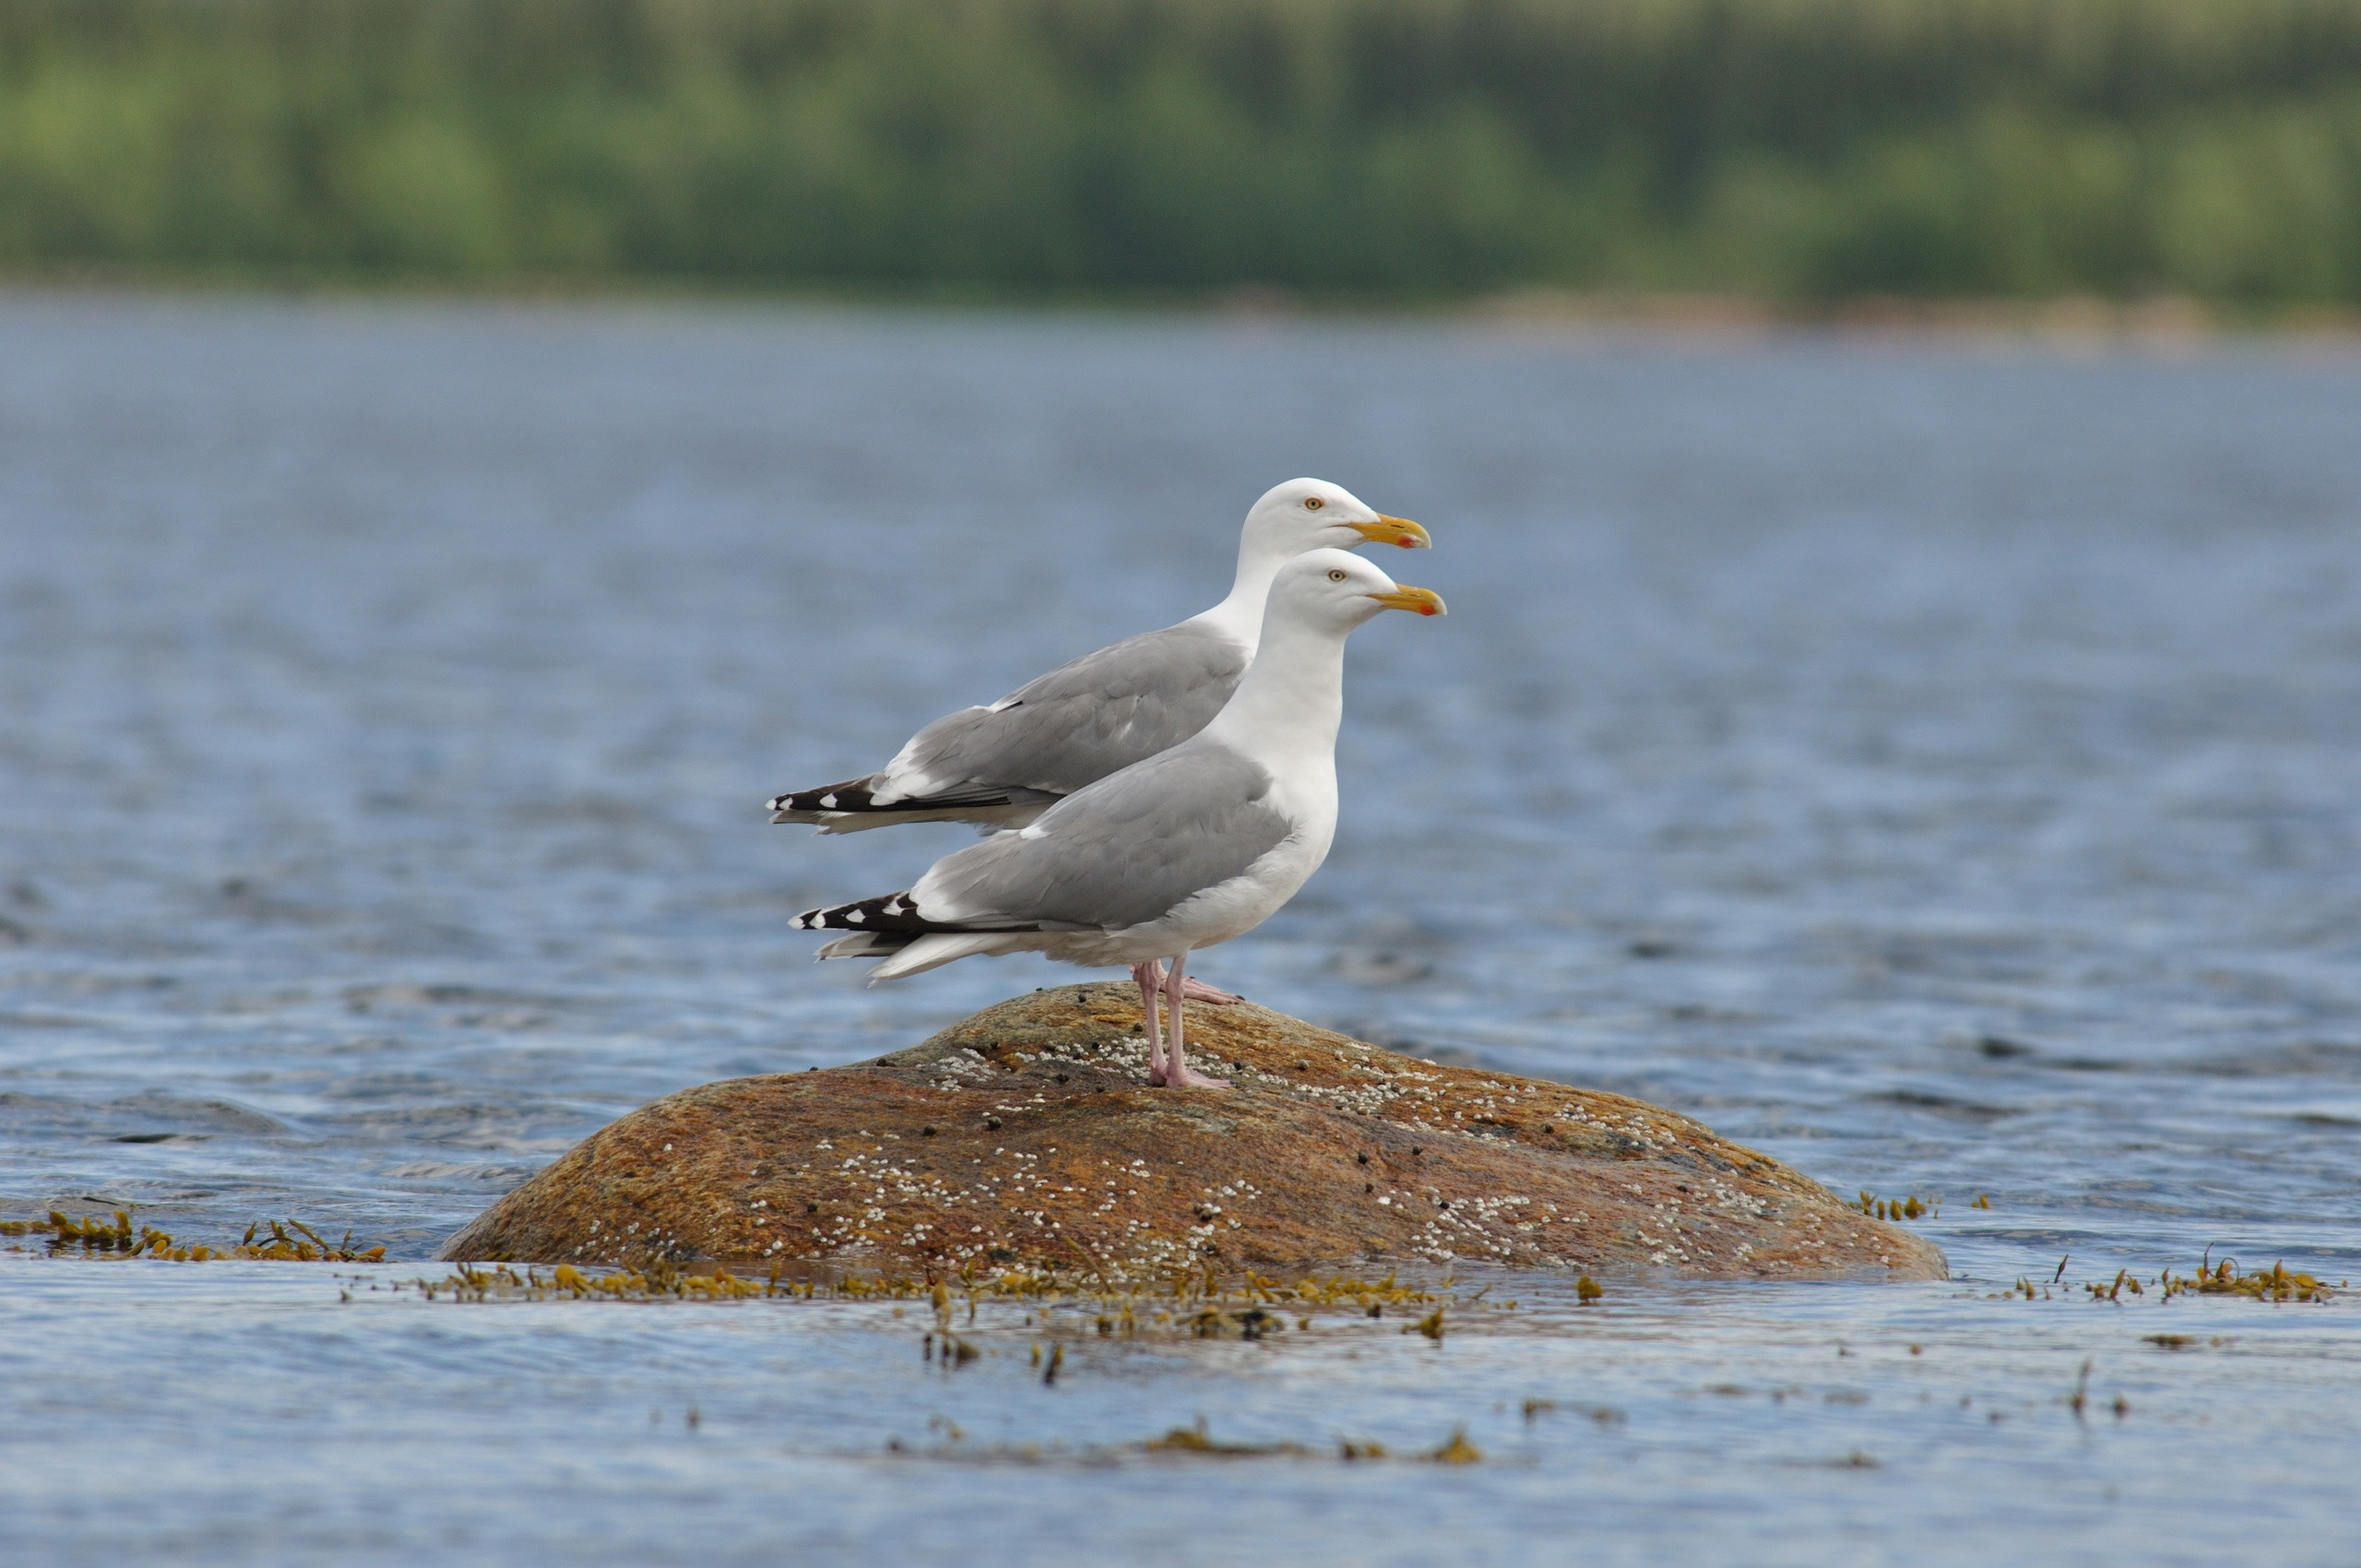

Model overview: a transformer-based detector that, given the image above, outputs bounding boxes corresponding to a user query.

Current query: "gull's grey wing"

[911,742,1292,932]
[880,620,1248,802]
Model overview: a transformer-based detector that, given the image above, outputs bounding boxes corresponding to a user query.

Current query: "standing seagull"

[766,478,1426,836]
[790,550,1444,1090]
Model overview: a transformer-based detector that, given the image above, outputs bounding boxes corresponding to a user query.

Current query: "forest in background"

[4,0,2360,303]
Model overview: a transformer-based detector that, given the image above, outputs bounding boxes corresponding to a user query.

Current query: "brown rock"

[439,984,1946,1281]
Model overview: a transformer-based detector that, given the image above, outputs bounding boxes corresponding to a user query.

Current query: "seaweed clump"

[2161,1257,2334,1304]
[1989,1251,2340,1304]
[401,1258,1458,1329]
[1020,1418,1480,1464]
[414,1261,772,1301]
[1,1211,385,1263]
[1850,1193,1938,1221]
[1144,1420,1313,1458]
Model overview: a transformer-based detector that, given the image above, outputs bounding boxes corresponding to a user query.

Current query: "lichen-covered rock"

[440,984,1946,1281]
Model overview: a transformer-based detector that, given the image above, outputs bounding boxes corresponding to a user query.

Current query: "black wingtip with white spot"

[792,892,934,933]
[767,778,891,817]
[768,775,1037,822]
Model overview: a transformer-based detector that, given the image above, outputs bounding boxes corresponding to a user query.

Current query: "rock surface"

[441,984,1946,1281]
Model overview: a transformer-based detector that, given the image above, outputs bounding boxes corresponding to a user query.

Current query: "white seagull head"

[1240,477,1430,563]
[1266,547,1447,636]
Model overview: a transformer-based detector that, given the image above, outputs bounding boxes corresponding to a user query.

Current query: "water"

[3,293,2358,1563]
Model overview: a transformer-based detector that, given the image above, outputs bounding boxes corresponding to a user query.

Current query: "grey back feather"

[889,621,1248,801]
[916,742,1291,932]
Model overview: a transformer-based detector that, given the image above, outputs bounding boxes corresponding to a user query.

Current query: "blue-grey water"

[3,294,2357,1564]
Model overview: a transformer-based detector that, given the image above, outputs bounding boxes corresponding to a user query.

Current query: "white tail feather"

[868,932,1026,981]
[814,932,896,959]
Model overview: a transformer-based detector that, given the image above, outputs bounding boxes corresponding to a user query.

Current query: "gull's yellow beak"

[1368,584,1446,617]
[1348,515,1431,550]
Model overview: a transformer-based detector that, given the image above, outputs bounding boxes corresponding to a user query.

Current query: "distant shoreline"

[5,272,2357,348]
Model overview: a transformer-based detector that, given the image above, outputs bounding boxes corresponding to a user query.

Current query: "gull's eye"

[1305,497,1324,510]
[1327,568,1347,581]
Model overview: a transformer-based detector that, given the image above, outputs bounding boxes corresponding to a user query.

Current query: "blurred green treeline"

[5,0,2361,301]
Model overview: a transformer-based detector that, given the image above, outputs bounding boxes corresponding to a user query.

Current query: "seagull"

[789,549,1444,1090]
[766,478,1426,836]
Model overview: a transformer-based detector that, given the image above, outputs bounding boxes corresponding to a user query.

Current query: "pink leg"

[1133,957,1241,1006]
[1158,953,1230,1090]
[1133,961,1168,1083]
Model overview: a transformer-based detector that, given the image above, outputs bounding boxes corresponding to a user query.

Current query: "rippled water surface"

[4,295,2358,1563]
